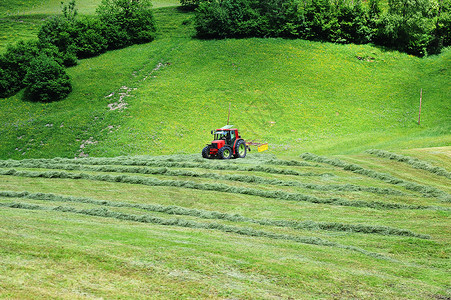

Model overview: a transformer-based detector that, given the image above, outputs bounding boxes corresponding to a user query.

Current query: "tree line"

[186,0,450,57]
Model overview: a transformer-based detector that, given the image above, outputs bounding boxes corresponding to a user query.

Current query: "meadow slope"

[1,2,450,298]
[0,3,450,159]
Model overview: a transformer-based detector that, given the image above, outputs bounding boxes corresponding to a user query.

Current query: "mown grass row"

[193,157,316,167]
[301,153,451,202]
[0,201,394,261]
[366,149,451,179]
[0,190,430,239]
[6,154,316,168]
[0,160,407,196]
[1,168,446,211]
[0,158,327,177]
[146,154,316,167]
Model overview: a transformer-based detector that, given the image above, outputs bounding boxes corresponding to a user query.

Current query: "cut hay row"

[0,201,394,261]
[301,153,451,202]
[0,160,408,196]
[1,168,446,211]
[25,154,315,167]
[190,155,316,167]
[0,158,328,177]
[366,149,451,179]
[0,190,429,239]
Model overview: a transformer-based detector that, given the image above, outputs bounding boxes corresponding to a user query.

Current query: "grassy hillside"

[0,4,450,159]
[0,150,450,298]
[1,2,450,298]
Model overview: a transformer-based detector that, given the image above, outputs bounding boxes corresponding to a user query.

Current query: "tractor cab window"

[230,131,236,141]
[214,131,227,140]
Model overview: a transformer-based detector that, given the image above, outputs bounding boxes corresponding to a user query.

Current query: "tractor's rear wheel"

[202,146,212,159]
[234,140,246,159]
[218,146,232,159]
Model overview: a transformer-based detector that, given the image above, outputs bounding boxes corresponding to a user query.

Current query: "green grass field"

[0,0,450,298]
[0,150,450,298]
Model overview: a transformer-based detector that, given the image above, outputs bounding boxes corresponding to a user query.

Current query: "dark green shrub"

[61,44,79,67]
[1,40,40,82]
[440,9,451,47]
[0,67,19,98]
[24,54,72,102]
[195,0,287,38]
[303,0,334,40]
[334,0,371,44]
[0,39,77,98]
[101,24,130,50]
[33,41,78,67]
[374,0,437,56]
[38,16,77,55]
[127,5,157,44]
[195,1,232,38]
[96,0,157,47]
[0,40,41,97]
[429,1,451,54]
[37,0,78,55]
[2,0,159,100]
[38,1,107,59]
[74,17,108,58]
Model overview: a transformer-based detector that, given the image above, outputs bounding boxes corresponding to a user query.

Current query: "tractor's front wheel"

[202,146,212,159]
[218,146,232,159]
[234,140,247,159]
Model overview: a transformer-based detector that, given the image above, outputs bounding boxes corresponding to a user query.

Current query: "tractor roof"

[216,125,237,131]
[215,128,237,132]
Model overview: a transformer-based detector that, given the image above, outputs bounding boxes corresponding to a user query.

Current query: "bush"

[334,0,372,44]
[374,0,437,56]
[24,54,72,102]
[0,67,19,98]
[38,16,77,55]
[429,2,451,54]
[194,1,231,38]
[0,39,76,98]
[96,0,157,47]
[38,0,157,53]
[74,17,108,58]
[38,10,108,60]
[195,0,288,38]
[0,40,41,97]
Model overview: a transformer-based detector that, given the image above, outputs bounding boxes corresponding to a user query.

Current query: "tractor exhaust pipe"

[227,102,231,125]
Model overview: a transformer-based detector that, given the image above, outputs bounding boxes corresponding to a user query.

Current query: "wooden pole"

[227,102,231,125]
[418,89,423,125]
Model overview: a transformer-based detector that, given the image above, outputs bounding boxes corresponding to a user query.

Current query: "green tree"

[74,17,108,58]
[0,40,40,97]
[38,1,78,55]
[429,0,451,53]
[24,54,72,102]
[96,0,156,47]
[376,0,437,56]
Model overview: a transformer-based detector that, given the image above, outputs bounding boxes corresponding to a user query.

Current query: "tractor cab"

[213,130,228,141]
[212,129,236,144]
[203,126,248,159]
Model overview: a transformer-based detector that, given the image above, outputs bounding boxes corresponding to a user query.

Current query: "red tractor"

[202,125,250,159]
